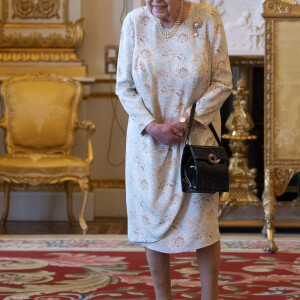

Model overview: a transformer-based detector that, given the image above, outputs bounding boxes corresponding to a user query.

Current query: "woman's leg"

[196,241,220,300]
[145,247,172,300]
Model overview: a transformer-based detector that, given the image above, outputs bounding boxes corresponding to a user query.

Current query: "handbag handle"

[184,103,222,147]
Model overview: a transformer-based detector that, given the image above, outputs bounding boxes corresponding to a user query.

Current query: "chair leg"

[1,182,11,225]
[78,178,89,235]
[65,181,76,225]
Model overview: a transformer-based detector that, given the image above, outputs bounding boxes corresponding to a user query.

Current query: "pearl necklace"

[155,0,184,39]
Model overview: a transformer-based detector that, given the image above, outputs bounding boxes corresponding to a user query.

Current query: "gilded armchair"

[0,73,95,234]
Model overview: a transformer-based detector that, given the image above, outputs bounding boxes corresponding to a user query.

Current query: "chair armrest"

[76,120,96,163]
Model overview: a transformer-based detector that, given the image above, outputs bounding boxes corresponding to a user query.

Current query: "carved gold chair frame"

[263,0,300,252]
[0,73,95,234]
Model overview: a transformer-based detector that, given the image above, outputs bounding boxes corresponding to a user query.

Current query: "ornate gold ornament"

[0,0,85,66]
[0,49,80,62]
[229,56,264,67]
[0,18,83,49]
[12,0,60,19]
[2,0,68,26]
[219,79,260,218]
[0,17,84,62]
[263,0,300,253]
[263,0,300,17]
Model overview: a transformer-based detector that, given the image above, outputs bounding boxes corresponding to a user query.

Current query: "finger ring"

[179,116,186,123]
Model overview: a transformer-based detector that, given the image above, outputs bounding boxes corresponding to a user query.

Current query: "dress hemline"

[133,235,221,254]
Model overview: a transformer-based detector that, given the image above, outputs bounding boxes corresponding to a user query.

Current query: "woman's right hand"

[145,121,184,146]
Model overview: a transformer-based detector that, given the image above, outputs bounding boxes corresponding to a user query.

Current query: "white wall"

[78,0,135,76]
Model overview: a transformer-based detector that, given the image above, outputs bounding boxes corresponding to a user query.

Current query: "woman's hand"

[164,115,187,132]
[145,121,184,145]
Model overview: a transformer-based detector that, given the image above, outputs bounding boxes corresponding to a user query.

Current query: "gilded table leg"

[78,178,89,235]
[65,181,76,225]
[262,169,278,253]
[1,182,10,225]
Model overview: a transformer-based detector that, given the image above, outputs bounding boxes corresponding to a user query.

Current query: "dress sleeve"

[188,7,232,127]
[115,12,155,134]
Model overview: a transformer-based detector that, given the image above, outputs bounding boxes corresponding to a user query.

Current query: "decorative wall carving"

[237,0,265,50]
[201,0,224,15]
[0,50,79,63]
[12,0,60,19]
[0,18,83,48]
[264,0,299,16]
[0,0,85,67]
[2,0,68,25]
[219,0,265,55]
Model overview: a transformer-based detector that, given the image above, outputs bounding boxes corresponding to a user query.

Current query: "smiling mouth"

[153,5,167,9]
[153,6,167,11]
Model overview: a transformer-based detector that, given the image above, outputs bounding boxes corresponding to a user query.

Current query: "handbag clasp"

[208,154,221,164]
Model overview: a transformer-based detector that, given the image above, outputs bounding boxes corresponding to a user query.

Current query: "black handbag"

[181,103,229,193]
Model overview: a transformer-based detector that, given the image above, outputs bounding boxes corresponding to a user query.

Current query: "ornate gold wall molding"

[83,92,118,100]
[0,0,85,66]
[0,48,80,62]
[0,18,83,49]
[12,0,60,20]
[91,180,125,190]
[229,56,264,66]
[0,180,125,192]
[2,0,68,26]
[263,0,300,17]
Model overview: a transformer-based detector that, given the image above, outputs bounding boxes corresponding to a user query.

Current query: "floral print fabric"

[116,2,232,253]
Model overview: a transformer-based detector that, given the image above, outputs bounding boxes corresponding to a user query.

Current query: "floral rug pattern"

[0,251,300,299]
[0,235,300,299]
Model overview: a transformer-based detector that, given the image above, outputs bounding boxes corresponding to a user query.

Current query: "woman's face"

[145,0,181,22]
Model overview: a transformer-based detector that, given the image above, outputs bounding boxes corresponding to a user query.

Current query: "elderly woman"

[116,0,232,299]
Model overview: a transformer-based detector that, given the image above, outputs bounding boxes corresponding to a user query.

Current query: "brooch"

[193,21,201,37]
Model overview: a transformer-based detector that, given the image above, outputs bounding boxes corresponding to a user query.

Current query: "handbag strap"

[184,103,222,147]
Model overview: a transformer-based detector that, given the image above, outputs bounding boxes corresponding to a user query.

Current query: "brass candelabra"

[219,79,260,217]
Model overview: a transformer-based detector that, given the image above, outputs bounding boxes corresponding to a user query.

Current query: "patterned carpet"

[0,234,300,299]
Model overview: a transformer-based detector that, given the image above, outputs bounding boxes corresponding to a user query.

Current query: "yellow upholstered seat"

[0,154,89,178]
[0,73,95,234]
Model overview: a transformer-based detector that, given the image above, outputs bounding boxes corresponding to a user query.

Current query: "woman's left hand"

[164,113,189,133]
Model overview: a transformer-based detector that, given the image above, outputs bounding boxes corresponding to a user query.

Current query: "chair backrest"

[0,73,82,155]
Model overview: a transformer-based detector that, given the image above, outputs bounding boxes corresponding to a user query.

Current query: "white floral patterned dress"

[116,2,232,253]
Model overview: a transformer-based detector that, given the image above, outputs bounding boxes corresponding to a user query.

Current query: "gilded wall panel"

[2,0,68,27]
[12,0,61,20]
[0,0,85,72]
